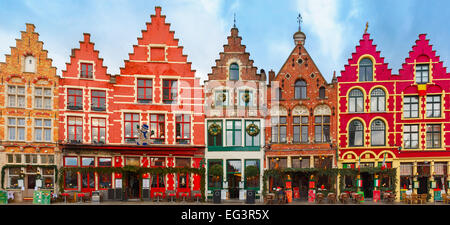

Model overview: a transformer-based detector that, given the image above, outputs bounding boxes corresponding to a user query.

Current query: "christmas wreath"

[208,123,222,136]
[246,123,260,136]
[217,93,226,102]
[242,92,250,103]
[19,172,25,179]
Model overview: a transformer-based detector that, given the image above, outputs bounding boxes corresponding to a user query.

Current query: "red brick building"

[265,28,338,200]
[59,7,205,201]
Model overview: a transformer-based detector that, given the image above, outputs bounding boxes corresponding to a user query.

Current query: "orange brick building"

[0,24,59,200]
[265,27,338,199]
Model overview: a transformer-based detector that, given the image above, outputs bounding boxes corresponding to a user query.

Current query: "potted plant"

[245,165,259,187]
[209,164,223,188]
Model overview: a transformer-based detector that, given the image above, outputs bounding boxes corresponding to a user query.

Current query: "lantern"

[413,181,419,189]
[430,181,436,189]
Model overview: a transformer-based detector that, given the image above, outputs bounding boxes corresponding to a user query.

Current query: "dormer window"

[229,63,239,81]
[24,55,36,73]
[80,63,93,79]
[359,58,373,81]
[415,64,429,84]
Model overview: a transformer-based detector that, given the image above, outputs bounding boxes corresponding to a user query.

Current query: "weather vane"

[297,13,303,31]
[365,22,369,34]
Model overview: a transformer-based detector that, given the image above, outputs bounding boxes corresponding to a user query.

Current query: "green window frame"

[244,159,260,190]
[207,120,223,147]
[226,120,242,146]
[208,159,223,189]
[245,120,260,147]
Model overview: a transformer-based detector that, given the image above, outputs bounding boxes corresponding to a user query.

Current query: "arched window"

[348,89,364,112]
[371,119,386,146]
[349,120,364,147]
[359,58,373,81]
[24,55,36,73]
[370,88,385,112]
[319,87,326,99]
[294,79,307,99]
[229,63,239,81]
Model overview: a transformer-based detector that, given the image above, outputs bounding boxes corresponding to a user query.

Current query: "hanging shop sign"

[115,179,122,188]
[413,181,419,189]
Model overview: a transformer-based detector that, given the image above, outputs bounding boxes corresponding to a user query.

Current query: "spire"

[293,13,306,45]
[233,13,236,28]
[364,22,369,34]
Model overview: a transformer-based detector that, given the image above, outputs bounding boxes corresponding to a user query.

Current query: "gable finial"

[297,13,303,31]
[365,22,369,34]
[233,13,236,28]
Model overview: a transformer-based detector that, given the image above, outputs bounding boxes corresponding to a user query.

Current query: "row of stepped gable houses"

[0,6,449,203]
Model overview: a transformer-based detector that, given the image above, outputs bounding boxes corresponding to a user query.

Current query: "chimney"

[268,70,275,82]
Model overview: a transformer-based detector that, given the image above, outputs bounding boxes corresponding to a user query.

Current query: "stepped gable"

[398,34,448,81]
[120,6,196,77]
[338,33,392,83]
[0,23,57,82]
[207,27,262,81]
[61,33,110,80]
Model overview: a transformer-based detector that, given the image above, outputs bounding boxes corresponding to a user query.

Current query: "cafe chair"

[339,193,349,204]
[327,193,337,204]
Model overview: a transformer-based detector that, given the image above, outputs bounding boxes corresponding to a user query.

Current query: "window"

[294,80,307,99]
[349,120,364,147]
[226,120,242,146]
[149,114,165,144]
[176,114,191,144]
[314,116,330,143]
[80,63,93,78]
[68,117,83,142]
[292,156,310,168]
[124,113,139,143]
[34,119,51,142]
[214,90,228,106]
[137,79,152,103]
[67,89,83,110]
[271,117,287,143]
[64,156,78,167]
[176,158,191,189]
[426,124,441,148]
[245,160,260,188]
[8,167,20,189]
[348,89,364,112]
[404,124,419,149]
[81,157,95,189]
[91,90,106,111]
[370,88,385,112]
[8,118,25,141]
[162,80,177,104]
[371,119,385,146]
[25,154,38,164]
[314,156,333,169]
[403,96,419,118]
[15,154,22,164]
[64,165,77,189]
[150,157,165,167]
[98,158,112,167]
[24,55,36,73]
[81,157,95,167]
[151,174,165,188]
[42,167,54,189]
[91,118,106,143]
[239,90,253,107]
[268,157,287,169]
[208,160,223,188]
[359,58,373,81]
[7,154,13,164]
[426,95,441,118]
[207,121,223,147]
[8,85,26,108]
[319,87,326,99]
[229,63,239,80]
[415,64,429,84]
[293,116,308,143]
[245,120,260,147]
[35,87,52,109]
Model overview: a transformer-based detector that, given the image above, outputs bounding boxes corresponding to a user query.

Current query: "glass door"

[227,160,241,199]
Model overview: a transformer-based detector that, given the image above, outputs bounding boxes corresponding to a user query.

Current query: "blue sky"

[0,0,449,83]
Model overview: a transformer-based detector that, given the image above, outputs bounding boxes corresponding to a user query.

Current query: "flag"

[381,152,387,170]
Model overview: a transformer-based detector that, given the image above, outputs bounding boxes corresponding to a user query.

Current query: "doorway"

[293,175,309,201]
[418,177,429,194]
[361,173,374,198]
[227,174,241,199]
[126,172,140,199]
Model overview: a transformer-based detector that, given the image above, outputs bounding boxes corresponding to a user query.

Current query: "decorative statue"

[136,124,152,145]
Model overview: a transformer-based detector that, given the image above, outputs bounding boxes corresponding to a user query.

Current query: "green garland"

[246,123,260,136]
[263,167,397,197]
[1,164,58,189]
[58,166,206,201]
[208,123,221,136]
